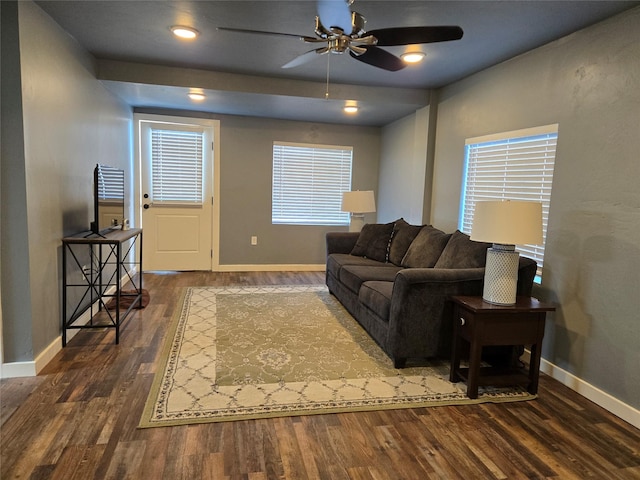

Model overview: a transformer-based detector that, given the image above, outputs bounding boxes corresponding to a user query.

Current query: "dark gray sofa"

[326,220,537,368]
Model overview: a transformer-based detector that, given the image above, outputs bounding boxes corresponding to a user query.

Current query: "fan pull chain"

[325,53,331,99]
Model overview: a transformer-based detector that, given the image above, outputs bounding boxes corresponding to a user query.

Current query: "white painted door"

[138,116,216,271]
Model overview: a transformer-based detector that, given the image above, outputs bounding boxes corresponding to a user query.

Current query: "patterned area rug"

[139,285,535,427]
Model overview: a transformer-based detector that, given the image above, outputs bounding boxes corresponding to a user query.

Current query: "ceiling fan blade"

[282,48,327,69]
[368,26,464,46]
[217,27,317,43]
[317,0,352,33]
[349,47,405,72]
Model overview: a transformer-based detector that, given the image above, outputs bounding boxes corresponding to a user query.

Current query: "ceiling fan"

[218,0,463,72]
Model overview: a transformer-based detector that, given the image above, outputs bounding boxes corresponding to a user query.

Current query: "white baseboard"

[522,350,640,429]
[215,264,326,272]
[0,301,95,379]
[1,335,68,378]
[0,360,37,378]
[1,269,138,379]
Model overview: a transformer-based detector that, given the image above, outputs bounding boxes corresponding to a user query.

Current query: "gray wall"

[219,115,380,265]
[377,107,429,226]
[0,2,131,362]
[430,7,640,409]
[135,108,381,266]
[1,1,32,364]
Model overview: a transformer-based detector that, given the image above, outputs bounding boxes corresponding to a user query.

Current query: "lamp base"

[349,214,365,232]
[483,244,520,305]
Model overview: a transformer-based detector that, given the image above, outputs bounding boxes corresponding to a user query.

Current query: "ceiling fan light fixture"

[188,91,206,101]
[171,26,199,40]
[401,51,426,64]
[219,6,462,72]
[343,104,359,114]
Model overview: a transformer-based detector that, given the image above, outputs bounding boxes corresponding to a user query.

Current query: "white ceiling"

[37,0,639,126]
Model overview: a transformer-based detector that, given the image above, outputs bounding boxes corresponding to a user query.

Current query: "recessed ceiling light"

[343,105,359,114]
[171,26,199,40]
[401,52,426,64]
[188,92,206,101]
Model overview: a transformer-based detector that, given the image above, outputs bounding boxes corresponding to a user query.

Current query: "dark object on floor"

[106,289,150,310]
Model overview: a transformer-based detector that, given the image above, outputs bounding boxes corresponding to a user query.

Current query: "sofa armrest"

[386,261,537,361]
[386,268,486,359]
[326,232,360,256]
[516,256,537,296]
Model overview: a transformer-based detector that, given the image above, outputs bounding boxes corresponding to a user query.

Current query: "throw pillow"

[400,226,452,268]
[433,230,492,269]
[350,222,395,262]
[388,219,424,265]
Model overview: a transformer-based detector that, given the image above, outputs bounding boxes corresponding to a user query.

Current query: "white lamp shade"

[471,200,543,245]
[341,190,376,213]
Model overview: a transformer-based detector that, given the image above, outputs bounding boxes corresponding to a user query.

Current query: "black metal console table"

[62,228,143,346]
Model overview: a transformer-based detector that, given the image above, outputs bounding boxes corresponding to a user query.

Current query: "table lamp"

[471,200,543,305]
[341,190,376,232]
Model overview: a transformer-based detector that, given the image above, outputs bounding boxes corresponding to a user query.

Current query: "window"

[150,128,204,204]
[272,141,353,225]
[460,124,558,276]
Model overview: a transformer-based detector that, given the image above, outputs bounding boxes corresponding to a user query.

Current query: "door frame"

[133,113,221,271]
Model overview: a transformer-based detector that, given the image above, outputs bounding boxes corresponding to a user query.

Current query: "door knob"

[143,204,150,209]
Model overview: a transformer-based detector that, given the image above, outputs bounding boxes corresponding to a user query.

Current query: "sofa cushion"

[350,222,395,262]
[401,226,452,268]
[339,265,402,295]
[434,230,491,269]
[359,281,394,322]
[388,219,424,266]
[326,254,388,281]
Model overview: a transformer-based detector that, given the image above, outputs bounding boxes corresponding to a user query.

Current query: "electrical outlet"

[251,236,258,246]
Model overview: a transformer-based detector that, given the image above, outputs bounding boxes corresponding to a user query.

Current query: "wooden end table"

[449,296,555,399]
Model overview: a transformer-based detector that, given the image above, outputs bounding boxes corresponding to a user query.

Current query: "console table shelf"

[62,228,142,346]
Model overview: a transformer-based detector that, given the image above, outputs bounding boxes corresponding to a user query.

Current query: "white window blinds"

[460,125,558,276]
[272,142,353,225]
[96,165,124,202]
[150,128,204,204]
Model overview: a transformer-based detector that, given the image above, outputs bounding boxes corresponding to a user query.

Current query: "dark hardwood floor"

[2,271,639,479]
